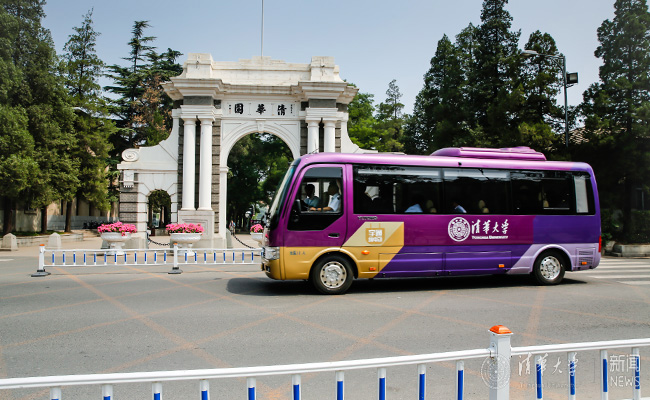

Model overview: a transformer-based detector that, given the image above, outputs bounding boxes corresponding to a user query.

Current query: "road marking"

[0,259,13,262]
[617,281,650,285]
[590,274,650,279]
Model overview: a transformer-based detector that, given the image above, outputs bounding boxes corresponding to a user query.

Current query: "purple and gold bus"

[261,147,601,294]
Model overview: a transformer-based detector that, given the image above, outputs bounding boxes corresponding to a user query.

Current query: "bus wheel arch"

[532,249,568,285]
[309,252,357,295]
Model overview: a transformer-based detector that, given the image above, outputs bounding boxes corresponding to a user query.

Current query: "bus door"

[285,165,348,257]
[351,165,444,277]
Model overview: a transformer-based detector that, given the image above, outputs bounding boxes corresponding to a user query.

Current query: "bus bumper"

[262,259,282,280]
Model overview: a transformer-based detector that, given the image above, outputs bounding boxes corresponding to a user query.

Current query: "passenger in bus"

[311,181,341,212]
[478,200,489,213]
[303,184,320,208]
[405,194,425,213]
[452,200,467,214]
[426,200,437,213]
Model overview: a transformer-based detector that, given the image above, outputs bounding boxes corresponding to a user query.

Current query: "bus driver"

[310,181,341,212]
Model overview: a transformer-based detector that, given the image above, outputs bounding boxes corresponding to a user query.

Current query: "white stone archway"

[118,54,364,248]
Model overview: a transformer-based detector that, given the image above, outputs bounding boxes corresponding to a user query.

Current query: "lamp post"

[521,49,577,148]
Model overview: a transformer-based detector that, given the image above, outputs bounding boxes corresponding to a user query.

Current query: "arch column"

[218,166,229,237]
[307,119,320,154]
[198,117,214,210]
[323,119,336,152]
[181,117,196,210]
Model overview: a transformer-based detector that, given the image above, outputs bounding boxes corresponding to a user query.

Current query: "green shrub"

[625,210,650,244]
[600,209,620,242]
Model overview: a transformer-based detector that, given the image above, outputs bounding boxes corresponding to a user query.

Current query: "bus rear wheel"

[310,255,353,295]
[533,250,565,285]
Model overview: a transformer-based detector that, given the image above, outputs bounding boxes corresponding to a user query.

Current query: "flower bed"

[97,221,136,236]
[166,223,204,234]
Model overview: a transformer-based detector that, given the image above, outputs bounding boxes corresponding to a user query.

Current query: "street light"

[521,49,578,148]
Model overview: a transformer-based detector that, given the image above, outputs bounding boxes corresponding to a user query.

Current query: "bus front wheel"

[310,255,353,295]
[533,251,565,285]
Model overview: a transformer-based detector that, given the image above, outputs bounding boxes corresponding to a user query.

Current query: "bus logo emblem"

[366,228,385,244]
[448,217,470,242]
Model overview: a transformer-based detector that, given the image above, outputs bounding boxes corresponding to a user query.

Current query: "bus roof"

[294,148,593,174]
[431,147,546,161]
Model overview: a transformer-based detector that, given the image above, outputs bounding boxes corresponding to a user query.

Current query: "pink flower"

[166,223,204,234]
[250,224,264,233]
[97,221,136,236]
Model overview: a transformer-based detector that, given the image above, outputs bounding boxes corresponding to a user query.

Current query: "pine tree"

[517,31,565,150]
[105,22,182,153]
[62,9,116,231]
[105,20,156,151]
[407,35,470,154]
[375,79,404,152]
[580,0,650,239]
[471,0,521,145]
[0,0,78,234]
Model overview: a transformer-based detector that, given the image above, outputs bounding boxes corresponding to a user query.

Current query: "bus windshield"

[267,164,296,229]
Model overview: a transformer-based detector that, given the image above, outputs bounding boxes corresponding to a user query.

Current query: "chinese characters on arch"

[225,101,298,118]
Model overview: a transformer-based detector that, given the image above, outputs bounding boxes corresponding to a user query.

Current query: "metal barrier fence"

[32,244,262,277]
[0,326,647,400]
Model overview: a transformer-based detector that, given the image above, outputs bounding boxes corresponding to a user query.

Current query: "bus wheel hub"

[321,263,346,288]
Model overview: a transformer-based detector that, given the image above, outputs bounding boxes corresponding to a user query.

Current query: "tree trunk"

[3,198,15,235]
[65,200,73,232]
[41,206,48,234]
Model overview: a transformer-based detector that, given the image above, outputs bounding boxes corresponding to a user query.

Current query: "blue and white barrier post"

[378,367,387,400]
[50,386,61,400]
[169,244,182,274]
[152,382,162,400]
[568,351,576,400]
[32,245,50,277]
[456,360,464,400]
[535,355,543,400]
[417,364,426,400]
[247,377,256,400]
[102,383,113,400]
[292,374,300,400]
[601,349,608,400]
[336,370,344,400]
[488,325,512,400]
[200,379,209,400]
[633,347,641,400]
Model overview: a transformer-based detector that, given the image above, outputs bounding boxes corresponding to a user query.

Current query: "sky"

[43,0,616,116]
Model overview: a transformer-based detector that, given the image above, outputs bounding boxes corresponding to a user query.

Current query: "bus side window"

[511,172,542,214]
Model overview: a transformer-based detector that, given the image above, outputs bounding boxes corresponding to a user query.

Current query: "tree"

[227,133,292,226]
[105,22,182,151]
[133,48,182,146]
[517,31,565,151]
[61,9,116,231]
[347,90,380,150]
[347,81,406,153]
[580,0,650,239]
[404,35,469,154]
[104,20,156,152]
[471,0,521,146]
[374,79,405,152]
[0,0,78,234]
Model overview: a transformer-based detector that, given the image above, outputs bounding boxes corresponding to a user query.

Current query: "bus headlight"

[263,246,280,260]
